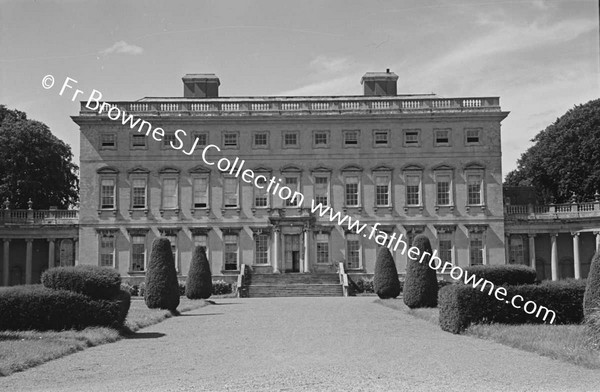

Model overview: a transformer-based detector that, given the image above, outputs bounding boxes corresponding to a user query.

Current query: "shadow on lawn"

[179,313,224,317]
[125,332,166,339]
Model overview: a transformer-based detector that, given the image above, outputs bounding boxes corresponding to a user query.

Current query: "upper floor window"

[374,174,391,207]
[223,132,239,148]
[284,175,301,207]
[100,179,116,209]
[314,175,329,206]
[283,132,299,148]
[253,132,269,149]
[131,178,147,209]
[465,128,481,145]
[405,173,422,206]
[100,133,116,149]
[435,172,452,207]
[193,132,208,147]
[254,175,269,208]
[162,133,176,149]
[193,177,209,209]
[131,134,147,149]
[313,131,329,147]
[343,130,360,147]
[435,129,451,146]
[373,130,389,147]
[403,129,420,147]
[223,177,239,208]
[467,173,483,205]
[161,178,178,210]
[344,175,360,207]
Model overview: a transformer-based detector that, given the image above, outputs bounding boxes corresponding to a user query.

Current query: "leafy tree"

[0,105,79,209]
[584,251,600,317]
[504,99,600,204]
[373,247,400,299]
[403,234,438,308]
[145,238,180,311]
[185,246,212,299]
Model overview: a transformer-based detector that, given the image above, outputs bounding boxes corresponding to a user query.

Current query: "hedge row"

[439,279,586,334]
[41,265,122,300]
[463,264,537,286]
[0,285,131,331]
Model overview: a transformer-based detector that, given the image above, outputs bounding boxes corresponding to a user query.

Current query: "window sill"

[403,205,424,213]
[465,204,486,212]
[434,205,455,212]
[97,209,117,216]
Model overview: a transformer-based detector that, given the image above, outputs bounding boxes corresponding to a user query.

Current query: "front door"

[284,234,301,272]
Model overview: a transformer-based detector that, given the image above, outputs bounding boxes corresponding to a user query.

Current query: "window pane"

[438,235,453,264]
[101,179,115,209]
[163,133,176,147]
[162,178,177,209]
[101,134,115,147]
[99,234,115,267]
[510,236,525,264]
[193,234,207,249]
[345,176,359,206]
[224,178,238,207]
[224,234,238,270]
[467,175,482,205]
[406,175,420,206]
[254,133,267,146]
[466,129,480,143]
[470,233,484,265]
[374,131,388,145]
[131,235,145,271]
[344,131,358,145]
[132,134,146,147]
[314,176,329,205]
[375,175,389,206]
[284,176,299,206]
[316,234,329,264]
[132,178,146,208]
[436,129,449,144]
[255,234,268,265]
[346,234,360,269]
[193,177,208,208]
[194,133,207,146]
[224,133,238,147]
[254,176,268,207]
[436,175,450,206]
[284,133,297,146]
[314,132,328,145]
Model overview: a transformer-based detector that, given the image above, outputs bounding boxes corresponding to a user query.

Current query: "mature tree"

[0,105,79,209]
[403,234,438,308]
[373,247,400,299]
[145,238,180,311]
[504,99,600,204]
[185,246,212,299]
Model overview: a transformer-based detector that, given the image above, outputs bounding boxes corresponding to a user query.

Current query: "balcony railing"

[78,96,501,117]
[0,209,79,225]
[505,202,600,220]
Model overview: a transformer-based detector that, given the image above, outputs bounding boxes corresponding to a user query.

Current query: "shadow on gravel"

[125,332,166,339]
[206,302,242,306]
[179,313,224,317]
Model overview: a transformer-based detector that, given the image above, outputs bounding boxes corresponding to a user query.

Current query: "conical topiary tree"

[145,237,180,311]
[403,234,438,308]
[186,246,212,299]
[584,251,600,317]
[374,247,401,299]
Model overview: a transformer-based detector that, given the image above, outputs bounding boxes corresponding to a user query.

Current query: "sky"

[0,0,598,178]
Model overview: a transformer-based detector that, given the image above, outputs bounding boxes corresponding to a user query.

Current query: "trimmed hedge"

[0,285,130,331]
[439,279,586,334]
[41,265,121,300]
[145,237,180,311]
[403,234,438,308]
[584,251,600,317]
[463,264,537,286]
[374,247,400,299]
[186,246,212,299]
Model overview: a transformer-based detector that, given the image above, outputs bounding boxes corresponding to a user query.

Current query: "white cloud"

[100,41,144,56]
[309,55,352,74]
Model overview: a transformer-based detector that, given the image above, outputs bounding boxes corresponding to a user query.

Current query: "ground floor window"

[130,235,146,271]
[346,234,361,269]
[316,233,329,264]
[509,235,525,264]
[193,234,208,253]
[438,233,453,264]
[254,234,269,265]
[99,232,115,267]
[469,232,484,265]
[224,234,238,270]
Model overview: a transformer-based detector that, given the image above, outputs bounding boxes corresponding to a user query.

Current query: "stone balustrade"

[0,209,79,225]
[505,202,600,220]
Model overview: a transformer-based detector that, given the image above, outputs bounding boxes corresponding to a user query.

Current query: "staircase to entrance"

[245,273,344,297]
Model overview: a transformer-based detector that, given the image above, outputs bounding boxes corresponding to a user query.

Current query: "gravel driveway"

[1,297,599,392]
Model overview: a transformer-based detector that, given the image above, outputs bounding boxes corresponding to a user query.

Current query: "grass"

[375,298,600,369]
[0,297,209,377]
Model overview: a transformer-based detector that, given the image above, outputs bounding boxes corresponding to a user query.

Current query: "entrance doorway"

[284,234,301,272]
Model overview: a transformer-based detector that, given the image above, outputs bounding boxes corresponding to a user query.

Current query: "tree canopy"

[0,105,79,209]
[505,99,600,204]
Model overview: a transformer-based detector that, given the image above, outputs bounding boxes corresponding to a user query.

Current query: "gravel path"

[1,297,599,392]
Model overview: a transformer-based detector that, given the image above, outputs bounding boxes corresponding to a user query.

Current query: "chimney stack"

[361,70,398,96]
[182,74,220,98]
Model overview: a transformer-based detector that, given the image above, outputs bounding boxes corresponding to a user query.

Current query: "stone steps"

[245,273,343,297]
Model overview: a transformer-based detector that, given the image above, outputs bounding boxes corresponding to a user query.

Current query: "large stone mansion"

[1,70,597,288]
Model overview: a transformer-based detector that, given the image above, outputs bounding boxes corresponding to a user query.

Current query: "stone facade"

[69,71,509,283]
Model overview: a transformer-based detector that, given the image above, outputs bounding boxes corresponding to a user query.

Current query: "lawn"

[0,297,209,377]
[376,298,600,369]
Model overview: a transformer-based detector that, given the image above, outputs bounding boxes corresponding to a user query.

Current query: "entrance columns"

[272,227,280,273]
[550,233,558,281]
[595,231,600,253]
[504,233,511,263]
[528,234,536,270]
[303,226,310,273]
[25,239,33,284]
[47,239,56,270]
[2,239,10,286]
[572,232,581,279]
